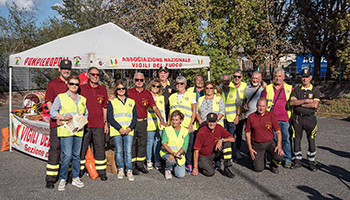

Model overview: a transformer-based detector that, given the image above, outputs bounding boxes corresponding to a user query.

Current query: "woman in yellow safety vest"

[168,76,197,173]
[196,81,225,128]
[50,76,88,191]
[107,81,137,181]
[160,110,189,180]
[146,79,166,170]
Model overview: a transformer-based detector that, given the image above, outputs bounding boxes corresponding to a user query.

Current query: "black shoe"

[224,167,235,178]
[270,166,279,174]
[308,163,317,172]
[132,168,140,175]
[138,167,149,174]
[291,161,302,169]
[46,181,54,189]
[100,174,108,181]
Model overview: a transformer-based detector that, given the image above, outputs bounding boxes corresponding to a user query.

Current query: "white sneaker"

[236,150,242,160]
[58,179,66,191]
[127,170,134,181]
[147,162,153,170]
[117,168,124,179]
[165,170,172,180]
[72,177,84,188]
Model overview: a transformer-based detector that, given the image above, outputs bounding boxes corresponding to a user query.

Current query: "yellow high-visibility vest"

[109,98,135,137]
[197,95,224,127]
[160,126,188,166]
[229,82,247,104]
[147,95,165,131]
[265,83,292,118]
[220,87,238,122]
[57,92,87,137]
[169,91,195,128]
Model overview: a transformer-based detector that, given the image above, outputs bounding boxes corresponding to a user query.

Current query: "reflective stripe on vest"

[221,87,238,122]
[265,83,292,118]
[57,93,87,137]
[147,95,165,131]
[159,126,188,166]
[197,95,224,127]
[109,98,135,137]
[169,91,195,128]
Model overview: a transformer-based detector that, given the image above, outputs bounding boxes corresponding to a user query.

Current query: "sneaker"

[236,150,243,160]
[100,174,108,181]
[117,168,125,179]
[284,161,292,169]
[72,177,84,188]
[127,170,134,181]
[186,165,193,174]
[154,162,162,170]
[147,162,153,170]
[224,167,235,178]
[292,160,302,169]
[308,162,317,172]
[165,170,172,180]
[46,181,54,189]
[270,166,279,174]
[132,168,140,175]
[138,166,149,174]
[58,179,66,191]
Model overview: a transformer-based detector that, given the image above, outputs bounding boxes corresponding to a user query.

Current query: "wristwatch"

[221,138,224,142]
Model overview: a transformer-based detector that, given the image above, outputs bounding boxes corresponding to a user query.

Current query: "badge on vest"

[286,89,290,94]
[185,97,189,101]
[129,103,133,107]
[229,95,233,98]
[159,100,163,104]
[240,89,244,94]
[182,135,185,139]
[216,101,219,105]
[308,94,313,99]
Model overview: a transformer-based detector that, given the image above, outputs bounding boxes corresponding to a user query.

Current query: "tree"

[337,12,350,79]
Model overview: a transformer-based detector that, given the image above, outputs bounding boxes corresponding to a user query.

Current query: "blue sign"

[296,55,327,77]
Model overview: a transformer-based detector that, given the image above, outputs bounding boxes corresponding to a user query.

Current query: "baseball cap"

[207,113,218,122]
[59,59,72,69]
[301,68,311,77]
[158,67,168,73]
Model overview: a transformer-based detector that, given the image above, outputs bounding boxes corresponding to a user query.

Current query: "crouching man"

[192,113,236,178]
[245,98,284,173]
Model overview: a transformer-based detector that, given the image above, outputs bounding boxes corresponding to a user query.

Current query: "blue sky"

[0,0,63,24]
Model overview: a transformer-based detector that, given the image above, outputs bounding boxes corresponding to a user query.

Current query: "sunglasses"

[233,75,242,78]
[68,83,79,86]
[205,87,214,90]
[134,78,144,82]
[116,88,126,91]
[90,73,100,77]
[176,82,185,85]
[152,85,161,88]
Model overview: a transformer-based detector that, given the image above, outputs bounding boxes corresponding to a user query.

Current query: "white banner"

[11,114,50,161]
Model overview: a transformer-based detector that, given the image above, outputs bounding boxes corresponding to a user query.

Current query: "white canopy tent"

[8,22,210,151]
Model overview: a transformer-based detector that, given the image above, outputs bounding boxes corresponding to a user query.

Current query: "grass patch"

[317,97,350,119]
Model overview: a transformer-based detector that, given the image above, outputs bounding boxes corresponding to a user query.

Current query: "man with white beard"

[243,71,265,119]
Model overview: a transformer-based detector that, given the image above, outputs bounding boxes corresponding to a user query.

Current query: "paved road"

[0,104,349,200]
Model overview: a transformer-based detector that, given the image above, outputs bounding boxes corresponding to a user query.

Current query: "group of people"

[45,59,320,191]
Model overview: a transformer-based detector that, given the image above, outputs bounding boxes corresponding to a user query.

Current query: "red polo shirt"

[245,111,280,143]
[128,87,156,119]
[45,77,68,128]
[194,124,232,157]
[80,83,108,128]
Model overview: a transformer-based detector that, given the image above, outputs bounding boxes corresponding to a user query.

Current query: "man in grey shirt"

[243,71,265,119]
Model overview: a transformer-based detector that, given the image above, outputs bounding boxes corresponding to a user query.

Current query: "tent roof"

[9,22,210,69]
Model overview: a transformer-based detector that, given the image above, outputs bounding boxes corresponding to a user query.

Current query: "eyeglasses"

[233,75,242,78]
[134,78,144,82]
[90,73,100,77]
[176,82,185,85]
[152,85,161,88]
[205,87,214,90]
[116,88,126,91]
[68,83,79,86]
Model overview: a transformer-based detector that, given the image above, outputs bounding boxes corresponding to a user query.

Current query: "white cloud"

[0,0,44,13]
[52,2,62,8]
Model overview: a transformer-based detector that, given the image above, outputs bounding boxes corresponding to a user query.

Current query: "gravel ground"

[0,104,349,200]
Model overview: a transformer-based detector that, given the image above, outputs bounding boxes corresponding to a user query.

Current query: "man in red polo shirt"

[128,72,166,175]
[192,113,235,178]
[80,67,108,181]
[45,59,72,189]
[245,98,284,173]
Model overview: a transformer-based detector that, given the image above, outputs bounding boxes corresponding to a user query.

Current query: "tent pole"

[207,67,210,81]
[9,66,12,152]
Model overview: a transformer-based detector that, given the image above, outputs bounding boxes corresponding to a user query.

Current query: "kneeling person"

[160,110,189,180]
[192,113,236,178]
[245,98,284,173]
